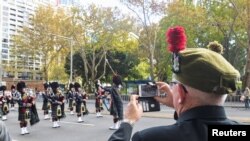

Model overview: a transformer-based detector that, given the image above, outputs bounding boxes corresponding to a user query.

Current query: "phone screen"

[138,84,159,97]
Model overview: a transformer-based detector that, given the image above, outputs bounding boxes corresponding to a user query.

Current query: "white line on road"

[60,121,95,126]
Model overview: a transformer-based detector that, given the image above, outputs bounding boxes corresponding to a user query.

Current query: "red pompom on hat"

[166,26,186,53]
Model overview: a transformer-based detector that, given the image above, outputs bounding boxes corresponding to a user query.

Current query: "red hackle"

[166,26,187,53]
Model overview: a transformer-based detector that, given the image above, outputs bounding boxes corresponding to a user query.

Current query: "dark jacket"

[109,86,123,120]
[108,106,242,141]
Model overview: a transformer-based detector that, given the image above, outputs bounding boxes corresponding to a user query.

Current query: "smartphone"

[138,83,159,97]
[138,97,161,112]
[137,82,160,112]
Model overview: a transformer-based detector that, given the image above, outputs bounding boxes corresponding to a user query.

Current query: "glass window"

[3,12,8,16]
[3,17,8,21]
[2,54,8,59]
[2,44,8,48]
[2,38,8,43]
[3,6,9,11]
[2,22,8,27]
[2,27,8,32]
[2,49,8,53]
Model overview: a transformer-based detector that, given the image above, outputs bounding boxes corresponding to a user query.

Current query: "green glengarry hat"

[166,26,240,94]
[174,48,240,94]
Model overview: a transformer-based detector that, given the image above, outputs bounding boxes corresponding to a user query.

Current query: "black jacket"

[108,106,242,141]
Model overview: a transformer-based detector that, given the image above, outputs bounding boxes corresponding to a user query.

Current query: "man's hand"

[154,82,174,108]
[124,95,143,124]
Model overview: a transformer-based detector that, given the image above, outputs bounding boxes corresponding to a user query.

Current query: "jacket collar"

[177,106,227,123]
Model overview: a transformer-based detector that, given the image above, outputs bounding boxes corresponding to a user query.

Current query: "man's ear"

[177,84,186,104]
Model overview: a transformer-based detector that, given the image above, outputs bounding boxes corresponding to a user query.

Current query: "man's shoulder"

[132,124,179,141]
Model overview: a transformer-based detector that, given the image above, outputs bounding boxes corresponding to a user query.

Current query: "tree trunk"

[149,49,155,81]
[243,0,250,89]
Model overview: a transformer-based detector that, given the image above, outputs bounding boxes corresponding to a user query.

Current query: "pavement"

[34,98,250,123]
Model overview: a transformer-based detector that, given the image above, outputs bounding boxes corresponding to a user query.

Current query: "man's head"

[166,26,240,95]
[16,81,26,93]
[173,48,239,94]
[50,82,59,93]
[112,74,122,86]
[166,26,240,113]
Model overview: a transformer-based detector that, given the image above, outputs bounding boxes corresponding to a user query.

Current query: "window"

[2,33,8,38]
[2,54,8,59]
[3,6,9,11]
[2,28,8,32]
[2,22,8,27]
[2,49,8,53]
[2,44,8,48]
[2,38,8,43]
[3,12,8,16]
[10,8,16,11]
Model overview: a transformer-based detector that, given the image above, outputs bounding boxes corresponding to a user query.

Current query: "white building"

[0,0,56,80]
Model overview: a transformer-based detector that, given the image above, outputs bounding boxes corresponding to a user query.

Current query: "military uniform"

[109,106,242,141]
[0,86,10,121]
[16,81,39,135]
[42,83,51,120]
[67,83,75,115]
[95,81,104,117]
[49,82,65,128]
[74,82,88,122]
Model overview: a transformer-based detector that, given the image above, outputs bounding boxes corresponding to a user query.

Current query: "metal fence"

[36,93,245,107]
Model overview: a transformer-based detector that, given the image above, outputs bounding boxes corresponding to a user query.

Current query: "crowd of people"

[108,26,244,141]
[0,74,124,141]
[0,25,248,141]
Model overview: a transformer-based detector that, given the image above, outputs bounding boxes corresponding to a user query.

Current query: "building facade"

[0,0,56,81]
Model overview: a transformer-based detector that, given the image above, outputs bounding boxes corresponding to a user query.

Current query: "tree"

[11,5,71,81]
[158,0,247,83]
[120,0,167,81]
[68,5,137,88]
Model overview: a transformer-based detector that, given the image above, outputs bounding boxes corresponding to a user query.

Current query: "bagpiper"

[0,85,10,121]
[95,80,104,117]
[16,81,40,135]
[10,85,18,111]
[74,82,88,122]
[42,82,51,120]
[67,83,75,115]
[49,82,66,128]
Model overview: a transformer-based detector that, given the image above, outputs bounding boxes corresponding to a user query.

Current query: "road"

[3,101,250,141]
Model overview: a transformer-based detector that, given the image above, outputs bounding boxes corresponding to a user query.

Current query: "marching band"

[0,80,117,136]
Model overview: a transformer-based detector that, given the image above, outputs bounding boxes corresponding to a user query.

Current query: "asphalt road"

[3,101,250,141]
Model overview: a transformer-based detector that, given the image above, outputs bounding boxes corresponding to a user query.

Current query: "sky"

[83,0,122,8]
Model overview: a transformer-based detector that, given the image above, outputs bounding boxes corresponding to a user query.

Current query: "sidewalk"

[34,100,250,123]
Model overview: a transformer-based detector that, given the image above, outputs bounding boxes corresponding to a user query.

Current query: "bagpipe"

[47,102,51,109]
[25,108,30,120]
[3,102,9,114]
[57,106,62,117]
[30,104,40,125]
[72,99,76,106]
[24,95,40,125]
[81,104,86,113]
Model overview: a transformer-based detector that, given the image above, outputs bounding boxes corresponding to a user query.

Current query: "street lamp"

[0,51,2,82]
[49,33,73,83]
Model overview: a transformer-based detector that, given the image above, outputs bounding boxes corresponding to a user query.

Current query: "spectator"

[243,87,250,109]
[0,121,12,141]
[108,26,242,141]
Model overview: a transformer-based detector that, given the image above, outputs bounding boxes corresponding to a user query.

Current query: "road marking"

[60,121,95,126]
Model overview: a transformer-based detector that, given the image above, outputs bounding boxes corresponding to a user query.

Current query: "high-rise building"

[0,0,56,81]
[56,0,81,6]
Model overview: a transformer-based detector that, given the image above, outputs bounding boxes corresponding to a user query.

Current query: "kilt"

[42,101,49,110]
[51,104,58,119]
[18,107,30,121]
[68,99,73,108]
[75,103,82,113]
